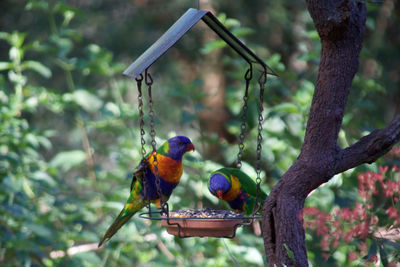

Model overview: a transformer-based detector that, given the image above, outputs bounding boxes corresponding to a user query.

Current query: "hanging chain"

[136,74,147,158]
[136,74,151,210]
[145,69,165,214]
[254,70,267,213]
[237,65,252,169]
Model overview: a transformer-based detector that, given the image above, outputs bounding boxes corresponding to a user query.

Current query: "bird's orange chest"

[222,175,241,202]
[148,153,183,183]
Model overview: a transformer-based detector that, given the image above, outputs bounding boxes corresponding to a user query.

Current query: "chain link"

[135,74,151,210]
[136,74,147,158]
[237,66,252,169]
[145,69,166,213]
[254,71,267,210]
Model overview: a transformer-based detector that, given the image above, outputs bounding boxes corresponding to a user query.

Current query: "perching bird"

[208,168,267,215]
[99,136,194,247]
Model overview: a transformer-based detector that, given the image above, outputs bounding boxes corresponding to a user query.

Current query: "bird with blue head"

[99,136,194,247]
[208,168,267,215]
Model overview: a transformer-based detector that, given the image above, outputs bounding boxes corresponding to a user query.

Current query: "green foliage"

[0,0,398,266]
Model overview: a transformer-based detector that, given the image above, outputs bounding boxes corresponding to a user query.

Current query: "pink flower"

[360,241,368,254]
[303,207,320,216]
[353,203,366,220]
[393,165,400,173]
[369,255,378,263]
[370,215,378,225]
[379,166,388,174]
[322,252,330,261]
[343,231,353,242]
[360,221,369,239]
[390,146,400,157]
[348,252,358,261]
[384,181,397,197]
[339,207,352,222]
[386,206,398,218]
[321,236,330,251]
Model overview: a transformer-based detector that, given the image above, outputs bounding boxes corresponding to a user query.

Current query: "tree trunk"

[261,1,400,266]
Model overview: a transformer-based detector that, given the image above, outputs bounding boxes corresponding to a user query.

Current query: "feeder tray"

[140,208,261,238]
[129,7,271,240]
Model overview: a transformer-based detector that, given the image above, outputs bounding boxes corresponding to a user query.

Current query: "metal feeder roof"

[123,8,277,79]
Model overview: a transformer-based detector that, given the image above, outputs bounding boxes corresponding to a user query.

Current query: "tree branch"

[335,114,400,174]
[263,1,370,266]
[262,1,399,266]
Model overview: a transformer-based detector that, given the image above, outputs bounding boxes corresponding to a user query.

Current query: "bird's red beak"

[217,190,224,199]
[186,143,195,152]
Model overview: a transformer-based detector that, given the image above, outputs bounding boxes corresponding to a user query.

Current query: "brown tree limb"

[262,0,374,266]
[335,114,400,174]
[262,1,399,265]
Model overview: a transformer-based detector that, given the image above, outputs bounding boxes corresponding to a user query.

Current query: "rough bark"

[261,1,400,266]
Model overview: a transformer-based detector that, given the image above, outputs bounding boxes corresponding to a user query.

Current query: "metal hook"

[244,63,253,81]
[258,70,267,86]
[145,68,153,86]
[135,73,143,82]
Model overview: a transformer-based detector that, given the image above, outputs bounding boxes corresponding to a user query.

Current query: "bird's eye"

[177,141,183,145]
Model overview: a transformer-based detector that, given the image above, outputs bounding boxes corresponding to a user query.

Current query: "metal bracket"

[123,8,277,79]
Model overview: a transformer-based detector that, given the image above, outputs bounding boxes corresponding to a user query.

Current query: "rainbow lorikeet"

[208,168,267,215]
[99,136,194,247]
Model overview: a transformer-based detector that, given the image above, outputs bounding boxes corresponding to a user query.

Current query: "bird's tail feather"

[98,208,135,247]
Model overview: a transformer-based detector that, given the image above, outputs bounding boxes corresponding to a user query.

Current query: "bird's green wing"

[220,168,267,200]
[131,157,150,191]
[131,139,170,191]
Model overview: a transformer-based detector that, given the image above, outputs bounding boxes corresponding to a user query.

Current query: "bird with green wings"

[208,167,267,215]
[99,136,195,247]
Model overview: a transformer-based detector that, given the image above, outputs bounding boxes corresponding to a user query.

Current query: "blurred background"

[0,0,399,266]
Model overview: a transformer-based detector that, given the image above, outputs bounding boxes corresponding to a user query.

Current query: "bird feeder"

[125,7,276,238]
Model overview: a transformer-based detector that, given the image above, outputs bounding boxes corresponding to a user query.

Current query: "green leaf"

[9,47,21,62]
[22,178,35,198]
[69,90,103,113]
[32,171,56,187]
[224,18,241,28]
[379,244,389,266]
[272,103,299,114]
[2,176,23,193]
[50,150,87,172]
[0,32,10,41]
[25,0,49,11]
[21,60,52,78]
[25,133,39,148]
[232,27,255,37]
[364,241,378,262]
[9,31,26,48]
[104,102,120,117]
[382,239,400,250]
[201,40,226,54]
[0,62,12,71]
[74,251,103,265]
[50,35,73,58]
[25,223,52,239]
[283,243,295,260]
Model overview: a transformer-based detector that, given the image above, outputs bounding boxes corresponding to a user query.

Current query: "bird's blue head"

[208,173,231,199]
[166,136,195,161]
